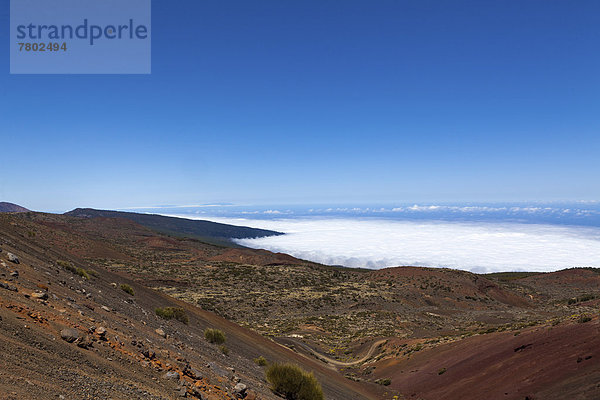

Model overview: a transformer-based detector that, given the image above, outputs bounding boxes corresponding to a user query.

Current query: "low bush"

[155,307,189,324]
[120,283,134,296]
[57,260,77,273]
[375,378,391,386]
[254,356,268,366]
[265,363,324,400]
[75,267,90,279]
[204,328,226,344]
[57,260,95,279]
[219,345,229,355]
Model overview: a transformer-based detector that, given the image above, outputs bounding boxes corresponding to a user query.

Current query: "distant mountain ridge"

[64,208,282,245]
[0,202,30,213]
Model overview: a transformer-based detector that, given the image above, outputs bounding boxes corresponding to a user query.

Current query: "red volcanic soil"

[373,319,600,400]
[369,266,531,308]
[521,268,600,292]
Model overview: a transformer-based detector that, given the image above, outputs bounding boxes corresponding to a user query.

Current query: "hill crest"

[0,202,30,213]
[64,208,282,245]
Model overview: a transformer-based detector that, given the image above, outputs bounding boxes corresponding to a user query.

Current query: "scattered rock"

[101,305,111,312]
[60,328,79,343]
[142,348,156,359]
[164,371,180,380]
[7,253,19,264]
[76,335,93,349]
[31,291,48,300]
[0,282,18,292]
[184,365,203,380]
[155,328,167,338]
[233,383,247,397]
[95,326,108,340]
[10,270,19,278]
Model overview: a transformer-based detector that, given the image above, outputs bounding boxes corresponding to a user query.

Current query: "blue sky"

[1,0,599,212]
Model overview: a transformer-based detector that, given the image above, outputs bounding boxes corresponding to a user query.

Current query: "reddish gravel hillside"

[371,318,600,400]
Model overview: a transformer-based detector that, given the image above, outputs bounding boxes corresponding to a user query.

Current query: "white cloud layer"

[169,215,600,273]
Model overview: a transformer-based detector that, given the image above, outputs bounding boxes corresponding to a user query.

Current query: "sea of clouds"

[180,216,600,273]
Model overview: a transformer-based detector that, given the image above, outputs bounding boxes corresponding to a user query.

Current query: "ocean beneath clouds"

[130,202,600,273]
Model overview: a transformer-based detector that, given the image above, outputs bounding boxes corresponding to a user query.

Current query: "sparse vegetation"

[219,345,229,355]
[204,328,226,344]
[57,260,94,280]
[568,294,596,305]
[375,378,391,386]
[87,269,99,278]
[75,267,90,279]
[57,260,77,273]
[578,315,592,323]
[266,363,324,400]
[120,283,135,296]
[155,307,189,324]
[254,356,268,366]
[438,367,447,375]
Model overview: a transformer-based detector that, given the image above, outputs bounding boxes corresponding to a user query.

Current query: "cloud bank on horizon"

[190,217,600,273]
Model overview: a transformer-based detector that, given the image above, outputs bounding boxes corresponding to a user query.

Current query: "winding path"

[276,337,388,367]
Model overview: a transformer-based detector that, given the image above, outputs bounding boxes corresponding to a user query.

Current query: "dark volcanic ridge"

[0,202,30,213]
[65,208,283,246]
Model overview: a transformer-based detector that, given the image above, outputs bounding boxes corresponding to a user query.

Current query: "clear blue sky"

[1,0,599,212]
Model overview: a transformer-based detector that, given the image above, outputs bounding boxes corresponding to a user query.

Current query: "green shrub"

[120,283,134,296]
[254,356,268,366]
[375,378,391,386]
[155,307,189,324]
[219,345,229,355]
[57,260,95,279]
[57,260,77,273]
[87,269,99,278]
[75,267,90,279]
[438,368,447,375]
[204,328,226,344]
[265,363,324,400]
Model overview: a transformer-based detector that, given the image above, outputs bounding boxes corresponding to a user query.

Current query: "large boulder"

[60,328,79,343]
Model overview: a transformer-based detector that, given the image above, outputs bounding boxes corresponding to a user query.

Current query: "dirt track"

[276,337,388,367]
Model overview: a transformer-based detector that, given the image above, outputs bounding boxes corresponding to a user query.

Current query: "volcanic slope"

[64,208,281,246]
[0,211,384,400]
[1,211,599,399]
